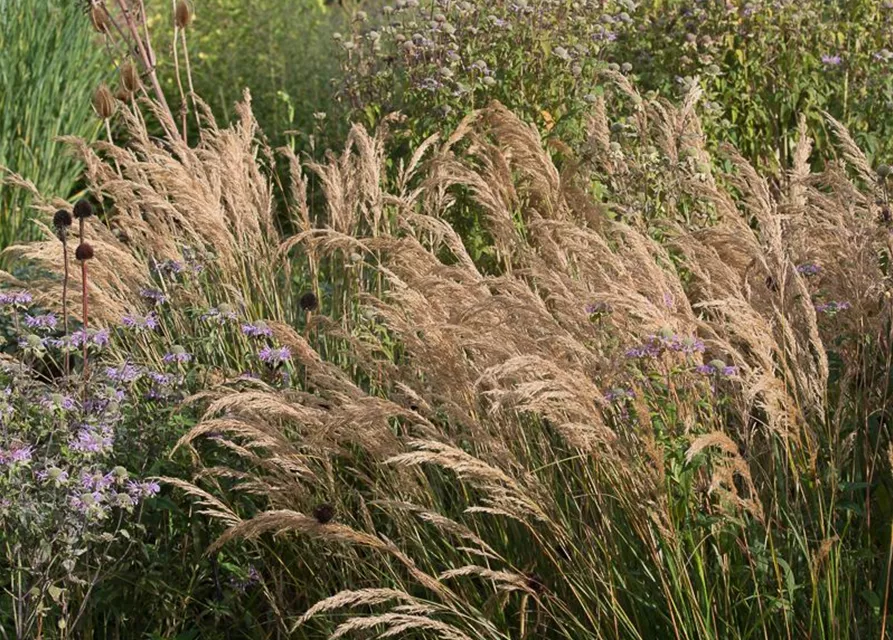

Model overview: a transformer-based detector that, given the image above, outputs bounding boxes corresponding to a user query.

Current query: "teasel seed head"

[174,0,192,28]
[299,291,319,312]
[312,503,335,524]
[89,5,109,33]
[53,209,73,230]
[75,243,95,261]
[120,62,141,94]
[92,84,116,120]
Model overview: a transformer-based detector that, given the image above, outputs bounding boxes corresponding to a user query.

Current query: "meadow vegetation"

[1,0,893,638]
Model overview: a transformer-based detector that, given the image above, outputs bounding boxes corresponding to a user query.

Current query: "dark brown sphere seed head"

[75,243,95,261]
[53,209,73,229]
[73,199,94,219]
[312,503,335,524]
[300,291,319,312]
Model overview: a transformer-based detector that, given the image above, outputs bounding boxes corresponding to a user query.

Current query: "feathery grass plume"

[9,77,893,636]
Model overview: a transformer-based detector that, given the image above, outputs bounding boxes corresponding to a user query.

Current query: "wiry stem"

[61,236,70,380]
[81,259,89,403]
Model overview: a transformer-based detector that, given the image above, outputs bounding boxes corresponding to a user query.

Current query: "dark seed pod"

[75,243,95,261]
[92,84,116,120]
[53,209,73,229]
[299,291,319,312]
[73,199,94,219]
[312,503,335,524]
[877,164,891,179]
[174,0,192,28]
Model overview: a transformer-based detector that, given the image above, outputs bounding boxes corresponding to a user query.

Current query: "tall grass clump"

[0,0,107,253]
[9,72,893,637]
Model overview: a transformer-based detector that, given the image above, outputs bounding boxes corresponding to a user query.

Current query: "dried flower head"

[312,503,335,524]
[53,209,73,229]
[75,243,95,261]
[299,291,319,312]
[89,5,109,33]
[73,199,94,219]
[120,62,141,94]
[174,0,192,28]
[92,84,116,120]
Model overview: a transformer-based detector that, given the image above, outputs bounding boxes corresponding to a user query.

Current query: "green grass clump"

[0,0,107,253]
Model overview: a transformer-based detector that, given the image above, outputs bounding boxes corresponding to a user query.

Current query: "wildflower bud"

[92,84,116,120]
[878,164,891,179]
[75,243,95,261]
[120,62,141,93]
[73,199,94,219]
[53,209,73,229]
[312,503,335,524]
[90,5,109,33]
[174,0,192,28]
[299,291,319,312]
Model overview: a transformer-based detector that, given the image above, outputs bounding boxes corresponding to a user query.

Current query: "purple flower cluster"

[69,423,115,454]
[24,313,58,330]
[258,345,291,366]
[163,346,193,364]
[815,301,850,314]
[140,288,168,305]
[229,565,261,592]
[202,304,238,324]
[626,330,706,359]
[106,362,142,383]
[696,360,739,377]
[0,290,33,306]
[0,445,34,466]
[796,263,821,276]
[241,321,273,338]
[604,387,635,402]
[821,54,842,67]
[122,312,159,331]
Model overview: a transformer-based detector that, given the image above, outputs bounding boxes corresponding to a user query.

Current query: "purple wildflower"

[0,290,33,307]
[105,362,141,383]
[604,388,635,402]
[127,480,161,499]
[821,54,842,66]
[696,359,739,377]
[24,313,58,330]
[70,425,114,454]
[41,393,77,411]
[815,301,851,314]
[122,312,159,331]
[796,263,821,276]
[240,321,273,338]
[1,445,34,466]
[202,304,237,324]
[163,346,192,364]
[258,345,291,365]
[139,288,168,304]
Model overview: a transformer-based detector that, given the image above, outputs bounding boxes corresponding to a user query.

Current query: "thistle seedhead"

[300,291,319,312]
[92,84,116,120]
[75,243,95,261]
[175,0,192,28]
[73,199,94,219]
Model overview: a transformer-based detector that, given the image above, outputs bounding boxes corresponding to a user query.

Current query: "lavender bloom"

[147,371,175,385]
[796,263,821,276]
[0,290,33,307]
[24,313,58,330]
[202,304,237,323]
[41,393,77,411]
[92,328,111,347]
[163,345,192,364]
[240,321,273,338]
[70,425,114,453]
[139,288,168,305]
[696,359,739,377]
[604,388,635,402]
[153,258,185,276]
[105,363,141,383]
[585,302,612,316]
[815,301,851,314]
[37,467,69,484]
[122,312,159,331]
[0,445,34,466]
[258,345,291,366]
[821,54,842,66]
[127,480,161,499]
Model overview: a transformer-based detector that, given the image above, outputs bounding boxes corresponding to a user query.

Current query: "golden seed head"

[92,84,116,120]
[174,0,192,28]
